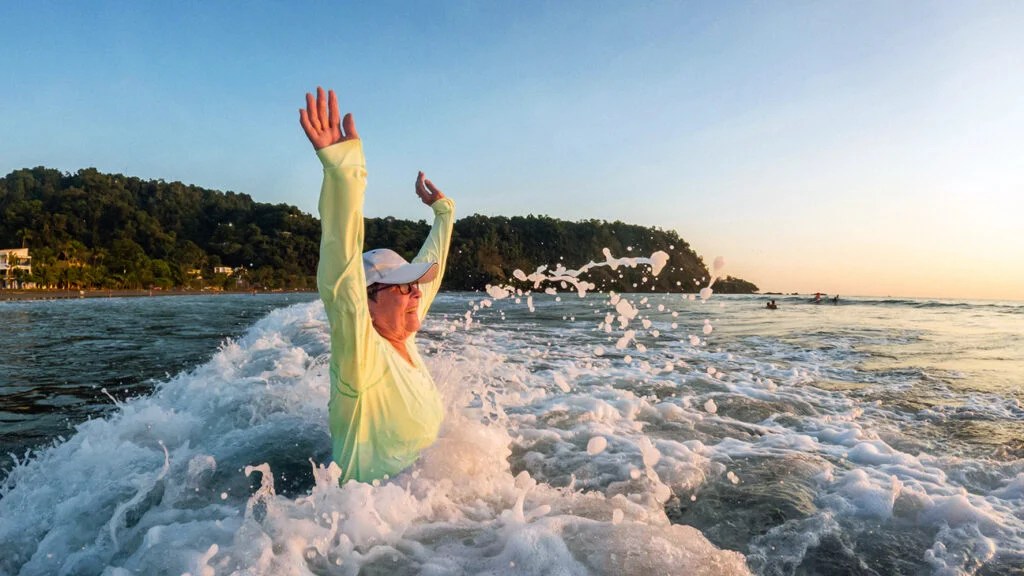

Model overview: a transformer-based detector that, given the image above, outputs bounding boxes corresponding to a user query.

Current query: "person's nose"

[410,283,422,298]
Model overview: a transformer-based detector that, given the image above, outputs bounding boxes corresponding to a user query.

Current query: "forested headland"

[0,167,758,294]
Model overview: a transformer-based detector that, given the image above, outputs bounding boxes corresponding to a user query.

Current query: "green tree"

[1,166,759,293]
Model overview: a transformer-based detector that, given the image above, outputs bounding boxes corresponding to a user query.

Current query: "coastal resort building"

[213,266,234,276]
[0,248,34,289]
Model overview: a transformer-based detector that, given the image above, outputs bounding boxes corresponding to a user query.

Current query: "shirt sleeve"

[412,196,456,320]
[316,140,384,396]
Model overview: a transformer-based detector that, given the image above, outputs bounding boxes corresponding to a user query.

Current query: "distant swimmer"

[766,300,778,310]
[300,87,456,484]
[832,295,839,304]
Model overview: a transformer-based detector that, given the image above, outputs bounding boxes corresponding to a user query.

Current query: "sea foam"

[3,264,1023,574]
[0,300,749,575]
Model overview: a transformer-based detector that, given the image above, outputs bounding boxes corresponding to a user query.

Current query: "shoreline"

[0,289,316,302]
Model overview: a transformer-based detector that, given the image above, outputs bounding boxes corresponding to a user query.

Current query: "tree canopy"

[1,166,758,293]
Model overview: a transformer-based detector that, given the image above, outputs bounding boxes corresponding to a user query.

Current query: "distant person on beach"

[299,87,455,483]
[766,300,778,310]
[833,295,839,304]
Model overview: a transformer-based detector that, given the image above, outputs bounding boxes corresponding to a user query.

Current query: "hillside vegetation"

[1,167,757,294]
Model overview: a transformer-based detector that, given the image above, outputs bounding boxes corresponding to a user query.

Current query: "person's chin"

[405,312,421,333]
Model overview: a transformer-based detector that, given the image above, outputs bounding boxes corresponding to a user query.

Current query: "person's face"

[367,283,422,342]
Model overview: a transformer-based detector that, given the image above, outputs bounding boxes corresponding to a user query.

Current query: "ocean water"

[0,293,320,461]
[1,290,1022,575]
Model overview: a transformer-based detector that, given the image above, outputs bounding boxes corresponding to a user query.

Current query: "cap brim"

[376,261,438,286]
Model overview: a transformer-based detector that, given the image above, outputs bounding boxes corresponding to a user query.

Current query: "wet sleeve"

[316,140,384,396]
[412,196,455,319]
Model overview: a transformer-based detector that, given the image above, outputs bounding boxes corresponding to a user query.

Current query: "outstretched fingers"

[305,91,321,131]
[299,108,314,136]
[328,90,339,132]
[342,112,358,140]
[317,87,329,131]
[299,86,356,148]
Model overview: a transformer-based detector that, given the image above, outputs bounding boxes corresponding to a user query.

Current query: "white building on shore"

[0,248,33,289]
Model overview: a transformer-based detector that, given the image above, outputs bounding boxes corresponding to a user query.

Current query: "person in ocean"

[299,87,456,483]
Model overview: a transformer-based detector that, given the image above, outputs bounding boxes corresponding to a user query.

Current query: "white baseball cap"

[362,248,438,287]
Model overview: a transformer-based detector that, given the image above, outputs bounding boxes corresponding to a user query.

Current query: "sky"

[2,1,1022,300]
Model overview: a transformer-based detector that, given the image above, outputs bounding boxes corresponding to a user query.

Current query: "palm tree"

[17,228,33,249]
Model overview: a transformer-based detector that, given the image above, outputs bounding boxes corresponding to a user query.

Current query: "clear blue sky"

[3,1,1022,299]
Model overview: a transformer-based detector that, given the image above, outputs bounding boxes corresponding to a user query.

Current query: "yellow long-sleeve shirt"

[316,139,455,484]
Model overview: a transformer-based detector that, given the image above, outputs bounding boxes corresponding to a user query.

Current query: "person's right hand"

[299,87,359,150]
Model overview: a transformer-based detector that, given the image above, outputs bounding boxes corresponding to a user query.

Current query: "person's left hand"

[415,171,446,206]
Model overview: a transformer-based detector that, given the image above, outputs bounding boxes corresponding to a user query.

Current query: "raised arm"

[411,172,456,319]
[301,87,382,395]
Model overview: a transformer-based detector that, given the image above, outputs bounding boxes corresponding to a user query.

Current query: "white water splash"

[587,436,608,455]
[496,248,671,302]
[5,265,1017,576]
[0,301,753,576]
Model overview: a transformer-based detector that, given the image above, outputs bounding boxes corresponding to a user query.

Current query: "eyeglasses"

[368,282,418,297]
